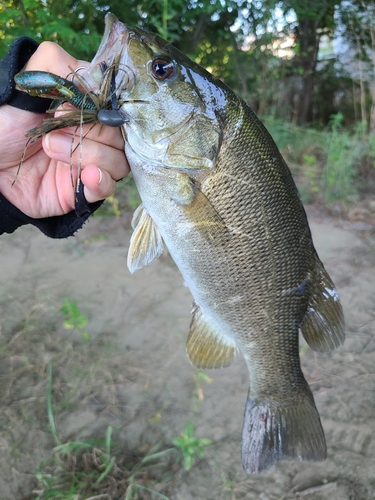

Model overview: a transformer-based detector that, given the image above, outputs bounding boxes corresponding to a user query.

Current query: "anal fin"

[127,205,164,274]
[300,255,345,352]
[187,303,238,369]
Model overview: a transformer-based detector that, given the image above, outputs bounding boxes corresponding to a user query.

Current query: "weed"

[60,299,90,341]
[35,436,179,498]
[46,363,61,446]
[0,294,182,498]
[35,365,180,499]
[171,370,213,471]
[302,153,320,202]
[322,113,361,204]
[172,421,212,471]
[264,114,375,205]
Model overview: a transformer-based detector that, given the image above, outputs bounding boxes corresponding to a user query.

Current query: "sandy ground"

[0,204,374,499]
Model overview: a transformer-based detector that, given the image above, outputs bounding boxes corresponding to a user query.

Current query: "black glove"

[0,37,104,237]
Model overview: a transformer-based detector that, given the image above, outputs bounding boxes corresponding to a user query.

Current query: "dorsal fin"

[187,303,238,369]
[300,255,345,352]
[127,205,164,274]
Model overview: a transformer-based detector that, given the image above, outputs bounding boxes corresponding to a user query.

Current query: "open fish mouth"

[82,14,140,101]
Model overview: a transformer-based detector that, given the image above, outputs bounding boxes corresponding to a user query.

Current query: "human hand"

[0,41,129,219]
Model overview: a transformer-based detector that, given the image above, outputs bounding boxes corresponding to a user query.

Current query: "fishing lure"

[14,64,127,207]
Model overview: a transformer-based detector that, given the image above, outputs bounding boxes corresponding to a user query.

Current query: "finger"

[24,42,86,76]
[49,115,125,150]
[43,129,129,180]
[80,165,117,204]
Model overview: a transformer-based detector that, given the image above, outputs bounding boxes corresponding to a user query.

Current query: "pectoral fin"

[300,255,345,352]
[131,203,145,229]
[127,205,164,274]
[164,168,229,244]
[187,303,238,369]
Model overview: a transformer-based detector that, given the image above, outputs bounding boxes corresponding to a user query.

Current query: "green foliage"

[37,363,179,498]
[36,428,114,497]
[3,0,375,200]
[171,370,212,471]
[124,444,179,500]
[46,363,61,447]
[60,299,90,341]
[301,153,320,203]
[322,112,361,204]
[37,365,118,498]
[172,421,212,471]
[265,113,375,205]
[0,0,102,59]
[36,434,178,498]
[3,0,375,127]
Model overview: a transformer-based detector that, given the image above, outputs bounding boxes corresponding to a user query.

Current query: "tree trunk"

[295,18,320,124]
[369,18,375,132]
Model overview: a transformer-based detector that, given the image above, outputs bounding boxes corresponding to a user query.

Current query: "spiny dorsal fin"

[300,255,345,353]
[127,205,164,274]
[187,303,238,369]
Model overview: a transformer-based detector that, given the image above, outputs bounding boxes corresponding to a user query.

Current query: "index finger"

[24,42,87,78]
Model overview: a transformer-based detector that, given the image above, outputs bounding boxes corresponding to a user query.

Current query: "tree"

[275,1,339,124]
[338,0,375,131]
[0,0,103,59]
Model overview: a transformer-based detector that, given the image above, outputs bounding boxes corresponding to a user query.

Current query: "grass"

[34,363,180,499]
[35,417,180,498]
[0,294,184,499]
[264,113,374,206]
[171,370,213,471]
[172,421,211,471]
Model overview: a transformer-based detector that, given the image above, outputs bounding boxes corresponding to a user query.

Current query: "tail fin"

[241,391,326,474]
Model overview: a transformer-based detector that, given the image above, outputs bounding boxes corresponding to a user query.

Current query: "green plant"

[36,365,117,498]
[170,370,213,470]
[60,299,90,341]
[36,365,179,499]
[172,421,212,471]
[124,444,179,499]
[322,113,360,204]
[303,154,319,193]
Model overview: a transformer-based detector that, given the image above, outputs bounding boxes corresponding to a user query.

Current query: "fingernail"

[45,132,72,153]
[97,167,103,184]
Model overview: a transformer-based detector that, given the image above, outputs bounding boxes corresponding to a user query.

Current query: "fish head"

[84,13,226,171]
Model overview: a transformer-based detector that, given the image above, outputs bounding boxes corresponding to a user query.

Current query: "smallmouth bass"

[77,15,346,472]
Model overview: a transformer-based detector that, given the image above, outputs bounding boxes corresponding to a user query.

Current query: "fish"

[23,13,346,473]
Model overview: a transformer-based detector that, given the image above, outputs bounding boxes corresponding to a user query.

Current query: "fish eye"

[151,58,175,81]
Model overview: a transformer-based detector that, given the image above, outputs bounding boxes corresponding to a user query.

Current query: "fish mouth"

[83,14,134,95]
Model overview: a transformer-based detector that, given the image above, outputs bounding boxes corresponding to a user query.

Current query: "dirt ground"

[0,204,374,499]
